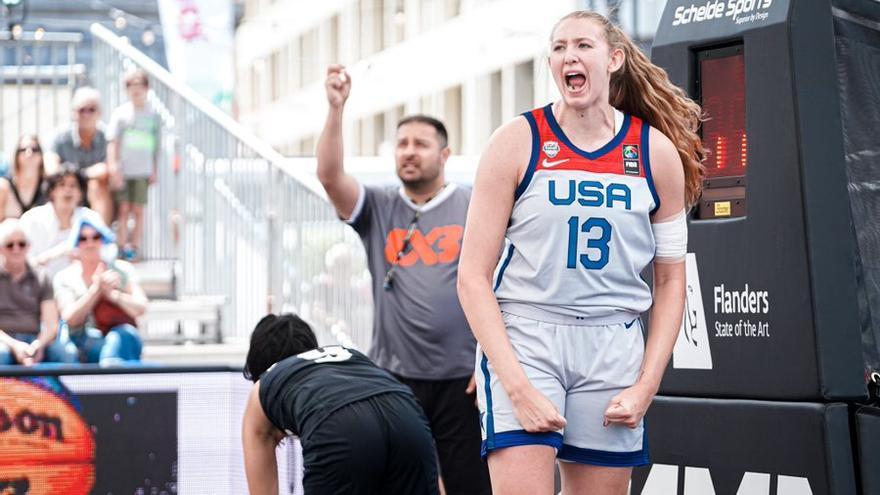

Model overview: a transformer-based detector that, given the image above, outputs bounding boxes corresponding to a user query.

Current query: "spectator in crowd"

[45,86,113,224]
[315,65,491,494]
[0,134,47,221]
[20,163,103,278]
[307,242,371,341]
[0,219,77,365]
[107,69,162,262]
[54,216,146,364]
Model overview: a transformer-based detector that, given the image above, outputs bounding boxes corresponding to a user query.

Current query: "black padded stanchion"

[856,405,880,495]
[650,0,868,401]
[632,396,857,495]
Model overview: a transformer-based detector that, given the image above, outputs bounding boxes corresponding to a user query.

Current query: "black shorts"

[395,375,492,495]
[301,392,439,495]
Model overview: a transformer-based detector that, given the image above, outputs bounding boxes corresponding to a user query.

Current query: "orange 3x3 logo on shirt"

[384,225,464,266]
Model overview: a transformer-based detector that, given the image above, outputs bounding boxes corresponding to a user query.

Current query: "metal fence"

[90,23,372,348]
[0,31,84,158]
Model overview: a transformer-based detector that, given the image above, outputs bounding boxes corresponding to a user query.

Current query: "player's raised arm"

[242,383,284,495]
[315,64,361,219]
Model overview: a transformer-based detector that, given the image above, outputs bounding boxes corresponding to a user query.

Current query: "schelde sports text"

[672,0,773,26]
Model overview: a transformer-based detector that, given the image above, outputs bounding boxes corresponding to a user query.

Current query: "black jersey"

[258,346,413,440]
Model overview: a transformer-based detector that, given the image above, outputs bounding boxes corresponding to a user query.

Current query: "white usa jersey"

[493,104,660,324]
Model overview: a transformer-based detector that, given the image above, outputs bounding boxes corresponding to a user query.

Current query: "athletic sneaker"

[121,245,138,261]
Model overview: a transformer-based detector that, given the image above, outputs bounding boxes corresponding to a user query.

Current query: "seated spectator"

[20,163,103,278]
[54,217,146,364]
[0,135,47,221]
[45,86,113,224]
[0,219,77,365]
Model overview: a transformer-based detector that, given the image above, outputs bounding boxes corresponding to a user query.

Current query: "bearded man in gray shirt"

[315,65,491,495]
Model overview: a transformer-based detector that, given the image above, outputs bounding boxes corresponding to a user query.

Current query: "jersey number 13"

[566,216,612,270]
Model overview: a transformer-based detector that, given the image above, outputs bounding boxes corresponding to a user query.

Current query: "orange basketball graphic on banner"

[0,378,95,495]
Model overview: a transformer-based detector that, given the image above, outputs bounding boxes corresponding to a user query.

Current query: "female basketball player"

[241,313,439,494]
[457,10,705,495]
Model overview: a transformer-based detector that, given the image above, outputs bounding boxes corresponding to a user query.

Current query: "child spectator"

[107,68,161,262]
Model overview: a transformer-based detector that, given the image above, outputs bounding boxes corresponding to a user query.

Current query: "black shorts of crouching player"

[242,313,439,495]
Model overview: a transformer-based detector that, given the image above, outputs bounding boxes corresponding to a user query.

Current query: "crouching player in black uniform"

[242,313,440,494]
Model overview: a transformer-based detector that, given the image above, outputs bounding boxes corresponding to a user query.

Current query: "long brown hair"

[552,11,706,207]
[11,134,45,181]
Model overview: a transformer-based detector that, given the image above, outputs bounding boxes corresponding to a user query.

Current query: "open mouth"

[564,71,586,92]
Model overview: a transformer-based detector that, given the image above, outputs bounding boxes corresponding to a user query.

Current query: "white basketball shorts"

[476,310,649,467]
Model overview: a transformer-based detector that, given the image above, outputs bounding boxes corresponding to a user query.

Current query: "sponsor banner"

[633,396,857,495]
[653,0,866,400]
[0,370,301,494]
[672,254,712,370]
[655,0,791,44]
[0,377,176,494]
[157,0,234,111]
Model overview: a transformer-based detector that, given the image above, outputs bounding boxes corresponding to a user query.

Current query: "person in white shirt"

[19,163,103,279]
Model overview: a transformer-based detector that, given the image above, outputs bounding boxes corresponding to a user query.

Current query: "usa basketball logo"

[622,145,639,159]
[543,141,560,158]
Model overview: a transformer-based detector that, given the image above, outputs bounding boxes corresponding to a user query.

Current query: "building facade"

[235,0,667,157]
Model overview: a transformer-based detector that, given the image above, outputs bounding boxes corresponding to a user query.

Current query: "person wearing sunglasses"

[19,163,103,279]
[45,86,114,224]
[315,67,490,493]
[242,313,438,495]
[0,219,77,366]
[0,134,48,221]
[53,216,146,364]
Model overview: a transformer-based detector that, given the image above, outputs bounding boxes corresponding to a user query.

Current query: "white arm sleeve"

[651,209,688,264]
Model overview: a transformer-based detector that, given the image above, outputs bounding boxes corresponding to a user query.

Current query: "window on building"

[444,86,462,153]
[372,113,386,156]
[358,0,385,57]
[514,60,535,114]
[389,0,405,46]
[351,120,362,155]
[270,50,281,101]
[420,95,433,115]
[489,70,502,134]
[444,0,461,20]
[420,1,438,32]
[245,0,260,18]
[328,15,340,65]
[251,60,264,108]
[300,136,316,156]
[301,28,318,86]
[375,0,386,53]
[289,38,301,90]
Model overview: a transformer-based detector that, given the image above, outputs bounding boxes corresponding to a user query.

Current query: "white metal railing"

[90,23,372,349]
[0,31,83,152]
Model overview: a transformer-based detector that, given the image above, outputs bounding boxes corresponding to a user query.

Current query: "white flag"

[158,0,234,111]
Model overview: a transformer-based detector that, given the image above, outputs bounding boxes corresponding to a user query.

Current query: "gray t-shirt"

[0,264,53,335]
[51,124,108,171]
[107,102,161,178]
[348,183,475,380]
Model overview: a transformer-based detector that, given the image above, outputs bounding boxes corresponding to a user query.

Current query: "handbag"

[92,296,137,335]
